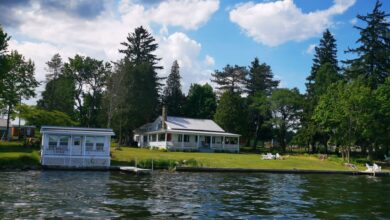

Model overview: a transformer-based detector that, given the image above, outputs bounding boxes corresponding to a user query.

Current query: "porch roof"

[144,129,240,137]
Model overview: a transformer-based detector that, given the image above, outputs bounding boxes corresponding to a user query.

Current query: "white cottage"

[40,126,114,168]
[134,108,240,152]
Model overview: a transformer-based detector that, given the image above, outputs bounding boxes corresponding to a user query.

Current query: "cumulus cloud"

[229,0,355,46]
[157,32,215,92]
[2,0,218,102]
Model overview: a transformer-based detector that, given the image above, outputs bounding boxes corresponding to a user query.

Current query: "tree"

[246,58,279,96]
[1,51,39,140]
[246,58,279,149]
[119,25,162,70]
[214,91,249,137]
[300,29,342,153]
[162,60,185,116]
[343,0,390,89]
[375,76,390,156]
[37,54,75,117]
[45,53,63,80]
[313,80,378,161]
[17,105,77,128]
[63,55,111,127]
[211,64,247,94]
[183,83,217,119]
[270,88,303,152]
[0,26,11,102]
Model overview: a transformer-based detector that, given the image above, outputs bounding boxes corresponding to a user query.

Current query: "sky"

[1,0,389,105]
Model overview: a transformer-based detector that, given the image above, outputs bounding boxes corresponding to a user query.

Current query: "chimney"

[162,106,167,129]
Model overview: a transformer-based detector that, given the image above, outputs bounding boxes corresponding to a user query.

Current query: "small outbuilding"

[40,126,114,169]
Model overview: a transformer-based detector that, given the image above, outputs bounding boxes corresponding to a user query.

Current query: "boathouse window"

[95,137,105,152]
[47,135,69,154]
[48,136,57,149]
[86,137,94,151]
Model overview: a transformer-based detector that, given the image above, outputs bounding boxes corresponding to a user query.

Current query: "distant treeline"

[0,1,388,161]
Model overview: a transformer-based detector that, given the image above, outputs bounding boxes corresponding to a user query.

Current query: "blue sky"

[1,0,389,102]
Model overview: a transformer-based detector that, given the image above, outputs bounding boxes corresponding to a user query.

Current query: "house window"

[178,134,182,142]
[212,137,215,144]
[184,135,190,142]
[143,135,148,142]
[195,135,198,142]
[167,133,172,142]
[158,133,165,141]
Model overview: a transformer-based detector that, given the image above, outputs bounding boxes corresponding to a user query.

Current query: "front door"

[72,136,82,155]
[204,136,211,148]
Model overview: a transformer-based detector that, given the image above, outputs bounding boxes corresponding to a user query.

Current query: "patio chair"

[365,163,373,172]
[373,163,382,172]
[276,153,281,159]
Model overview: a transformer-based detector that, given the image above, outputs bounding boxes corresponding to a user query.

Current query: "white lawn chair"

[365,163,373,172]
[373,163,382,172]
[276,153,281,159]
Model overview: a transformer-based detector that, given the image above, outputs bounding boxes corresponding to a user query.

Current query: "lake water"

[0,171,388,219]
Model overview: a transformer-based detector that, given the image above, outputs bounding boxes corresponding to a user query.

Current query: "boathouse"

[133,108,240,152]
[40,126,114,168]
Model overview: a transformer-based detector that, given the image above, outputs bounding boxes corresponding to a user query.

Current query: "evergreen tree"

[119,26,162,70]
[37,54,75,117]
[183,83,217,119]
[343,0,390,88]
[211,64,247,94]
[162,60,185,116]
[45,53,63,81]
[246,57,279,149]
[299,29,341,153]
[214,91,249,137]
[246,58,279,96]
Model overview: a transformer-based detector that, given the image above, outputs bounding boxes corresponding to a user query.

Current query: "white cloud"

[229,0,356,46]
[350,17,358,25]
[4,0,219,103]
[157,32,214,92]
[204,55,215,66]
[306,44,316,54]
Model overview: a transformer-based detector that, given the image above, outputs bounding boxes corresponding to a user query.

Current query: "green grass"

[111,146,366,171]
[0,141,41,169]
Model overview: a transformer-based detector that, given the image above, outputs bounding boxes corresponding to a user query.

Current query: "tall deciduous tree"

[183,83,217,119]
[214,91,249,138]
[343,0,390,89]
[1,51,39,139]
[64,55,111,127]
[162,60,185,116]
[211,65,247,94]
[270,88,303,152]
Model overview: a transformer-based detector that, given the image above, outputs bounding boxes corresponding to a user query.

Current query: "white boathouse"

[134,108,240,152]
[40,126,114,168]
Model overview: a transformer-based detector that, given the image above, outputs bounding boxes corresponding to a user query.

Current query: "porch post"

[210,136,213,149]
[165,132,167,149]
[237,136,240,152]
[222,136,225,150]
[69,135,72,167]
[181,134,184,150]
[197,135,200,149]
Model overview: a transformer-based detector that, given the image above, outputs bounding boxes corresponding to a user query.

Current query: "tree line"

[0,1,388,160]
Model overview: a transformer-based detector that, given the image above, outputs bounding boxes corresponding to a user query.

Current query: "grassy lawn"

[111,146,366,171]
[0,141,40,169]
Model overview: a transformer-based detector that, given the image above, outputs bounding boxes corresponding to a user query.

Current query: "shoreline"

[1,165,389,177]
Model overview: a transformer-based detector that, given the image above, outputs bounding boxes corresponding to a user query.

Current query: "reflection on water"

[0,171,388,219]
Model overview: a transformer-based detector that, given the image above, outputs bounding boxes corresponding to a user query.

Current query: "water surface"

[0,171,388,219]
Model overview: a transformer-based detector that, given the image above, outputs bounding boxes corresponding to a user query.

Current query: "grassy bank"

[0,141,40,169]
[111,147,366,171]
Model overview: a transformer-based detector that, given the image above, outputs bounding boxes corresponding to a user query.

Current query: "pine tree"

[162,60,184,116]
[119,26,162,70]
[0,26,11,98]
[246,57,279,96]
[45,53,63,81]
[211,65,247,94]
[183,83,217,119]
[246,57,279,149]
[343,0,390,88]
[306,29,339,96]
